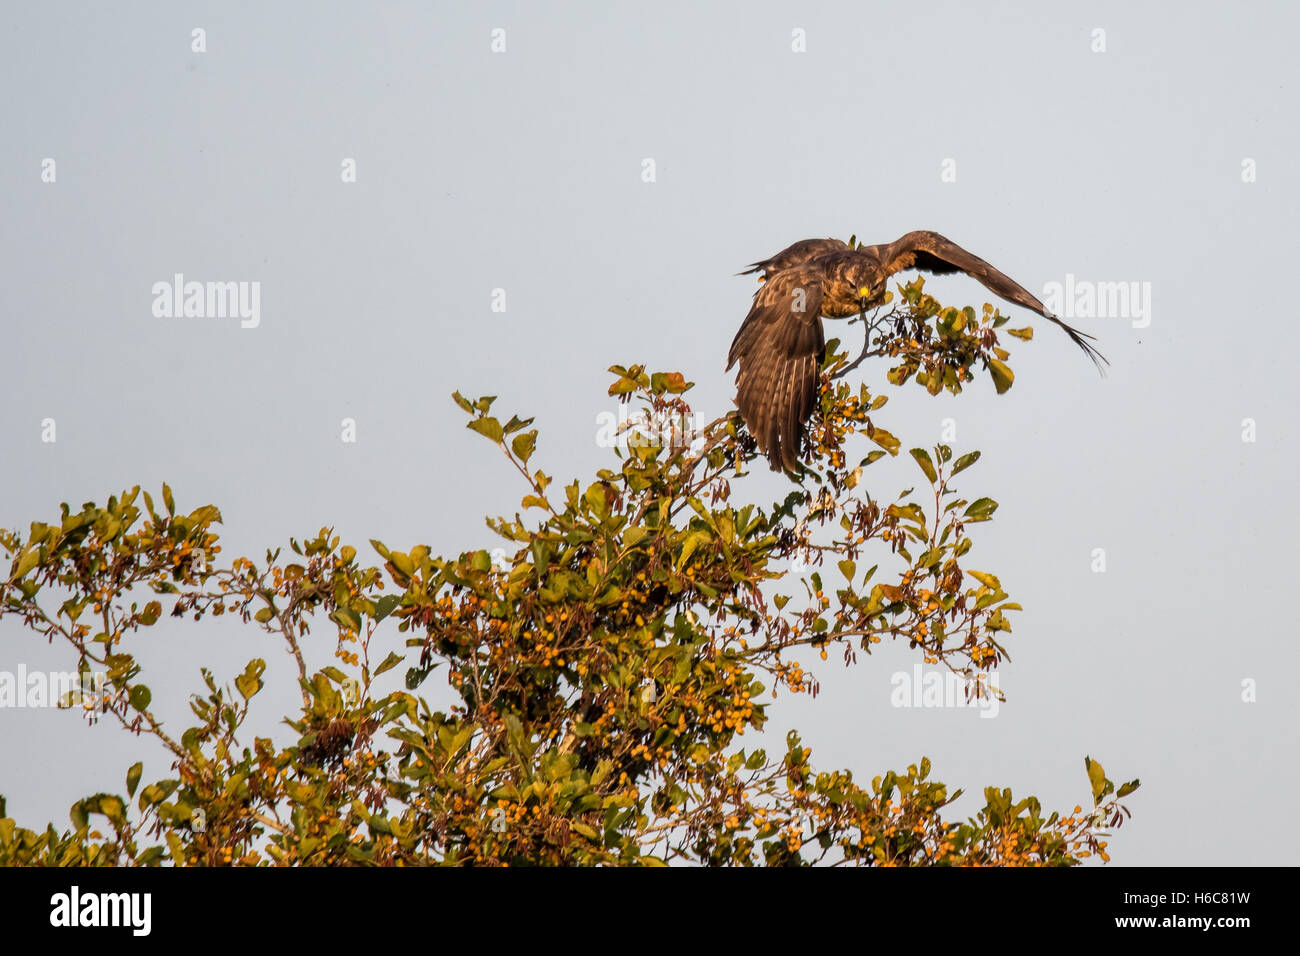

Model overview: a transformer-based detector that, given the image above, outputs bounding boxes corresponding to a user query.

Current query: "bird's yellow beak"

[858,286,872,298]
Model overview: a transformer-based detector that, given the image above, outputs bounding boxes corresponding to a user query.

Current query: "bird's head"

[844,261,883,304]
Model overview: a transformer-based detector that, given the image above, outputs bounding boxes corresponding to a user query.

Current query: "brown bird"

[726,232,1106,471]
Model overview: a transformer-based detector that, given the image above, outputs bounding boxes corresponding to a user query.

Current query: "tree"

[0,279,1137,866]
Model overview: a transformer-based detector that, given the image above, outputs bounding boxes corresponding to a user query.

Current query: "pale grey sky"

[1,1,1296,864]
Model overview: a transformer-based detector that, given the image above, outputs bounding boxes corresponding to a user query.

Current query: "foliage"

[0,279,1137,866]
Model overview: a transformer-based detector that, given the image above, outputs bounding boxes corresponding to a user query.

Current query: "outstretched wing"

[738,237,851,279]
[727,270,826,471]
[875,230,1108,372]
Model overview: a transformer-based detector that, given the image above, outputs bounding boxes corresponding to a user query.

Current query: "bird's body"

[727,231,1106,471]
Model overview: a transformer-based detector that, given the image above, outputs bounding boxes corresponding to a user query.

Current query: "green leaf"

[11,548,39,581]
[330,605,362,633]
[129,685,151,712]
[964,498,999,521]
[164,831,184,863]
[126,762,143,798]
[253,607,275,624]
[374,595,400,621]
[1086,756,1106,805]
[651,371,690,394]
[988,359,1014,395]
[389,551,415,578]
[139,781,178,808]
[374,651,403,676]
[467,417,504,443]
[98,795,126,826]
[675,530,709,571]
[869,427,901,455]
[511,430,538,463]
[235,659,266,700]
[162,483,175,515]
[608,377,637,397]
[951,451,981,476]
[909,448,938,484]
[584,484,609,517]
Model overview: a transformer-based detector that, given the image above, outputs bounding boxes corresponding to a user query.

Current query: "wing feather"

[874,230,1108,372]
[737,238,850,279]
[727,270,826,470]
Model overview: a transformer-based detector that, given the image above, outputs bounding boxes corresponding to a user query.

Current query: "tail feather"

[1049,314,1109,375]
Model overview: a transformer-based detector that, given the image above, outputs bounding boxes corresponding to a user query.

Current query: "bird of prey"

[726,231,1106,471]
